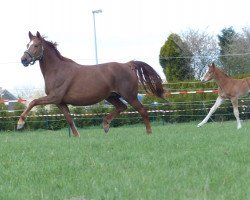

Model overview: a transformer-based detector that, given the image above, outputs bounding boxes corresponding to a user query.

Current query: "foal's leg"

[128,99,152,134]
[230,97,242,129]
[17,95,60,129]
[197,96,224,127]
[103,97,127,133]
[57,103,80,137]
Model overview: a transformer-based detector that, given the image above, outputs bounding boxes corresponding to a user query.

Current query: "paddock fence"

[0,82,250,131]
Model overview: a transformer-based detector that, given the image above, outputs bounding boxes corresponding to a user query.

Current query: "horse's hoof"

[73,134,80,138]
[104,127,109,134]
[102,123,110,134]
[146,129,152,134]
[17,123,25,130]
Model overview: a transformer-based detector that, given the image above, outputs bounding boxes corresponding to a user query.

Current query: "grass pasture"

[0,122,249,200]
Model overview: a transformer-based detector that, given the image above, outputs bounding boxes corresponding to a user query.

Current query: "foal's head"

[21,31,44,67]
[201,63,217,83]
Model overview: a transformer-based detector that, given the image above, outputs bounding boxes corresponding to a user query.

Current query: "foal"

[197,63,250,129]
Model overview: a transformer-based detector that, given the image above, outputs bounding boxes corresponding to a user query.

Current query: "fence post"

[68,125,71,137]
[45,110,49,130]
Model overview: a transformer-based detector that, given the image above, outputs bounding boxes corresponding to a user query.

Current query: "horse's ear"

[36,31,42,39]
[28,31,33,40]
[211,63,215,68]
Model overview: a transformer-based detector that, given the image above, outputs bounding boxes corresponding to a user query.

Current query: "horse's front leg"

[17,95,60,129]
[57,103,80,137]
[197,96,224,127]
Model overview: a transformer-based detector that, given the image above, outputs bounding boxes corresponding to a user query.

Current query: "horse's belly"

[62,90,110,106]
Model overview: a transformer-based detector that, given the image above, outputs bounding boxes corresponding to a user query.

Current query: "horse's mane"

[42,36,74,62]
[215,66,230,78]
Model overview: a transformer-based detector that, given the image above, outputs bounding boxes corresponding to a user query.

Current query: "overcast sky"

[1,0,250,93]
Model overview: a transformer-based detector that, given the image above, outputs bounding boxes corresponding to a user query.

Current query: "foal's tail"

[131,61,164,98]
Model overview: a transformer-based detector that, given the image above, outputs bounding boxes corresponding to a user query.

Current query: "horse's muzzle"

[21,57,30,67]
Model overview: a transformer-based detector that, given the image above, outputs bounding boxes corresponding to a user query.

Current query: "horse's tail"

[131,61,164,98]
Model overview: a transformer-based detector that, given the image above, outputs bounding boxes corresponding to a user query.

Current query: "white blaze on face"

[27,40,34,49]
[201,68,209,81]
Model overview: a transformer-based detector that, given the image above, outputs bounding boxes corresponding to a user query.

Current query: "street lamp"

[92,9,102,64]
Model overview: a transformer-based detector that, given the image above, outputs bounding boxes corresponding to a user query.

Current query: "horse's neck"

[39,48,61,77]
[214,69,232,90]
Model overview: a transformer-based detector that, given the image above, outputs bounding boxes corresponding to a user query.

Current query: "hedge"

[0,79,250,131]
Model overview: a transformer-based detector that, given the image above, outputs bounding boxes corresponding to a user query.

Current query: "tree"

[159,33,194,81]
[226,27,250,74]
[13,86,45,101]
[218,27,238,74]
[181,29,220,80]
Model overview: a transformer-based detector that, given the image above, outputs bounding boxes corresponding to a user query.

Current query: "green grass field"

[0,121,249,200]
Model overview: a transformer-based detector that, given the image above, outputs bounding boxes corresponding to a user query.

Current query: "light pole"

[92,9,102,64]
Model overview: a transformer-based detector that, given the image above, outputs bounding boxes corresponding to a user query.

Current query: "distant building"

[0,87,18,111]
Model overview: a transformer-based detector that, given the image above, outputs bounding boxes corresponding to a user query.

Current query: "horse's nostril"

[21,58,29,66]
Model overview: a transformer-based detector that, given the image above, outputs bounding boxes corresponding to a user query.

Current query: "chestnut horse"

[19,31,164,136]
[197,63,250,129]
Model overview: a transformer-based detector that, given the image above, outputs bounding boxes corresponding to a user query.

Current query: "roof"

[0,87,17,100]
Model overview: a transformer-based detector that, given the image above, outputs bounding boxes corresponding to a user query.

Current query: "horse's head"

[201,63,216,83]
[21,31,44,67]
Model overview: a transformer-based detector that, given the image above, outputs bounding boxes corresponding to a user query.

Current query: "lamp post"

[92,9,102,64]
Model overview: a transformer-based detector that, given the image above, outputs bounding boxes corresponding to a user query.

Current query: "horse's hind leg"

[230,97,242,129]
[103,96,127,133]
[128,99,152,134]
[57,103,80,137]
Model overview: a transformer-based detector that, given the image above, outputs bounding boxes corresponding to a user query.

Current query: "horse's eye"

[34,45,38,48]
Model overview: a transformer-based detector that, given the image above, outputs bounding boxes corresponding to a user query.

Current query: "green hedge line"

[0,80,249,131]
